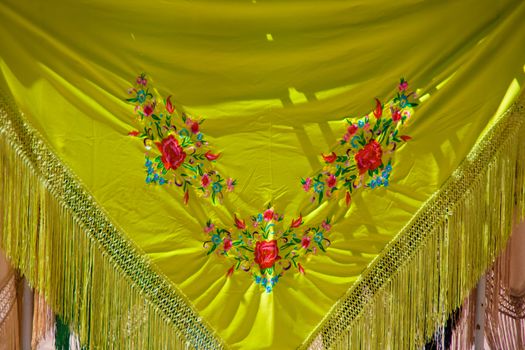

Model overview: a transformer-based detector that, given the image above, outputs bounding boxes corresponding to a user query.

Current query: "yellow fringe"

[0,90,224,349]
[303,97,525,349]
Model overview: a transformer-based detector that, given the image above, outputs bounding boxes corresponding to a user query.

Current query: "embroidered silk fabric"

[1,0,525,348]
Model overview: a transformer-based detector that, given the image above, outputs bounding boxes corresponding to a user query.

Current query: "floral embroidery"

[126,74,236,204]
[301,78,418,205]
[203,206,331,293]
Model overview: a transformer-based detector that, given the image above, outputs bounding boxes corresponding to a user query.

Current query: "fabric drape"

[1,0,525,349]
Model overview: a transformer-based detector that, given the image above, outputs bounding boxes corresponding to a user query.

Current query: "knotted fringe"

[304,96,525,350]
[0,90,224,349]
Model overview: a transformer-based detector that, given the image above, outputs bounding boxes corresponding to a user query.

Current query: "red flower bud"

[400,135,412,142]
[392,109,402,122]
[227,266,234,277]
[234,216,246,230]
[290,215,303,228]
[347,124,358,135]
[327,174,337,188]
[345,191,352,207]
[223,238,232,251]
[205,151,220,161]
[143,104,154,116]
[191,121,200,134]
[263,209,274,222]
[373,98,383,119]
[322,152,337,163]
[166,96,175,114]
[301,236,311,249]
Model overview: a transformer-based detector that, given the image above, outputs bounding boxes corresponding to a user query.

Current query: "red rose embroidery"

[254,240,280,270]
[223,238,232,251]
[191,121,200,134]
[301,236,311,249]
[143,104,154,116]
[347,124,358,135]
[201,174,210,187]
[355,140,383,174]
[392,108,402,122]
[155,135,186,170]
[263,209,274,221]
[327,174,337,188]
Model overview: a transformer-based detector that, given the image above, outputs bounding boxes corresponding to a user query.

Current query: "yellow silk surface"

[1,0,525,348]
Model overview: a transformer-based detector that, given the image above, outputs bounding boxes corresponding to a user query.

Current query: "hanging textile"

[1,0,525,349]
[0,252,19,350]
[449,219,525,350]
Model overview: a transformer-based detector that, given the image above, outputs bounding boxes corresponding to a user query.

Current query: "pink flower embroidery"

[322,221,332,231]
[327,174,337,188]
[301,236,311,249]
[303,178,312,191]
[201,174,210,187]
[204,222,215,234]
[263,209,274,221]
[226,178,235,192]
[143,104,154,116]
[136,75,147,86]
